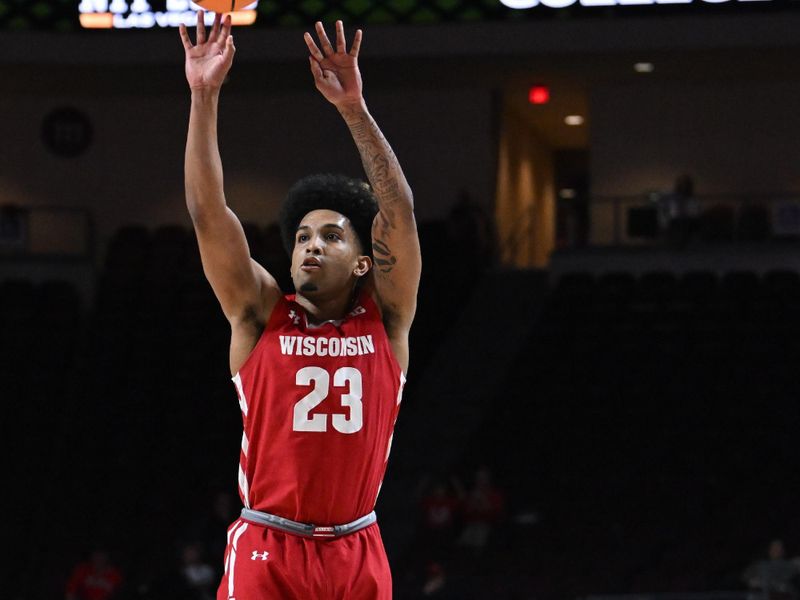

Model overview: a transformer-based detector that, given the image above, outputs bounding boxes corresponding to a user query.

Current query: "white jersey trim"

[232,373,248,416]
[396,372,406,406]
[374,370,406,507]
[385,433,394,462]
[238,464,251,509]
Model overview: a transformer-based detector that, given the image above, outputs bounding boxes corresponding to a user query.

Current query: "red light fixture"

[528,85,550,105]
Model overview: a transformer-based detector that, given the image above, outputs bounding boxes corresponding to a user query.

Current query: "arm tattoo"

[340,106,412,217]
[372,239,398,273]
[340,105,412,280]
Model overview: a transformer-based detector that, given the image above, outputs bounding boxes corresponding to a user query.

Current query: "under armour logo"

[251,550,270,561]
[348,306,366,317]
[288,310,300,325]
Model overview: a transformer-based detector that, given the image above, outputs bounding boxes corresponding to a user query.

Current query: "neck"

[294,287,357,325]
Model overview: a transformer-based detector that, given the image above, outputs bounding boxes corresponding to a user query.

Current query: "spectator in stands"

[64,547,123,600]
[456,466,506,555]
[179,542,216,600]
[419,561,454,598]
[743,539,800,600]
[419,475,464,555]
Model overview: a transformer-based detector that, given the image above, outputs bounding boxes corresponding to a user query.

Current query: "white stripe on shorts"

[224,520,243,574]
[227,521,249,598]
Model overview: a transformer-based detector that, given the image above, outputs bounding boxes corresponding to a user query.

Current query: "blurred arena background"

[3,0,800,598]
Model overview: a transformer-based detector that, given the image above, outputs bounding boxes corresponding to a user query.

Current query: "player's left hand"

[304,21,364,108]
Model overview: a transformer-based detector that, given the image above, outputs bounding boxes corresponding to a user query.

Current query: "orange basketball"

[192,0,257,12]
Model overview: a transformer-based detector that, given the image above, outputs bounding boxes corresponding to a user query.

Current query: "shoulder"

[263,293,296,330]
[253,260,283,316]
[229,292,291,376]
[230,261,283,330]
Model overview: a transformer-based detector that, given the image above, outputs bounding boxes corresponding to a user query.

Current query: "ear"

[354,255,372,278]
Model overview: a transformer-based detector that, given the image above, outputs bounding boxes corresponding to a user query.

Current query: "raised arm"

[304,22,421,339]
[180,12,280,373]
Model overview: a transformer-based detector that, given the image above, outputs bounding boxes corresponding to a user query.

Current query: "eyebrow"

[296,224,345,232]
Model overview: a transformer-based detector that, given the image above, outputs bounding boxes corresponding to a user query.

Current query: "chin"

[299,282,320,294]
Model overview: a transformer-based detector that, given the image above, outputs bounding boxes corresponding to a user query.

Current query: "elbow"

[185,196,217,231]
[185,192,204,225]
[185,188,226,228]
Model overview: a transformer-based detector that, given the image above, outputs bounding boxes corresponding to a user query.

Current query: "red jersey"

[65,563,122,600]
[231,290,405,525]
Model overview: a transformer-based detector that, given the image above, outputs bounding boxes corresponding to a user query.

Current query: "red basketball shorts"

[217,517,392,599]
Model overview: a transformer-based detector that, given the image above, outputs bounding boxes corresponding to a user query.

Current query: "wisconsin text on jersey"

[278,335,376,357]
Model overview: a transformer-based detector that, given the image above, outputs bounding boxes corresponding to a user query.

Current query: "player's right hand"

[179,11,236,91]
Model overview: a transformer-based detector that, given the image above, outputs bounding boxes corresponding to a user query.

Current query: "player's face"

[291,209,370,298]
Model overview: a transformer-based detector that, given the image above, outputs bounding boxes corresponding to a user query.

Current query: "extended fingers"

[315,21,335,56]
[304,31,325,62]
[178,23,193,51]
[307,21,362,58]
[220,13,232,43]
[208,12,222,43]
[335,20,346,53]
[196,10,207,44]
[350,28,362,57]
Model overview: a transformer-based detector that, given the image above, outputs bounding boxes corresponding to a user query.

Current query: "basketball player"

[179,11,420,599]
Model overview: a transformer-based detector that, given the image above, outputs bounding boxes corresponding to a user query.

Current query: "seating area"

[3,277,85,595]
[449,269,800,598]
[7,223,800,598]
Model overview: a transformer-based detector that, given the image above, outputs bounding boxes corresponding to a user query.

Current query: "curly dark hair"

[279,173,379,257]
